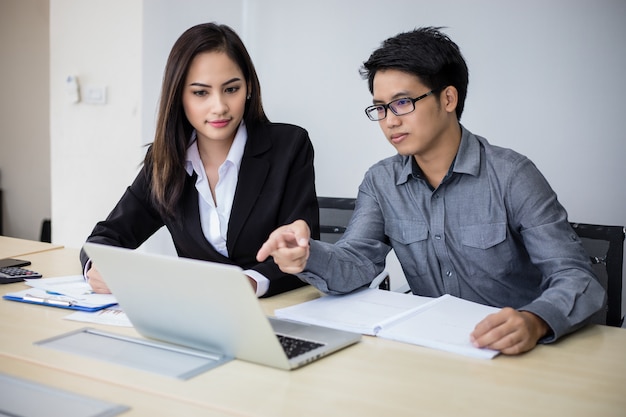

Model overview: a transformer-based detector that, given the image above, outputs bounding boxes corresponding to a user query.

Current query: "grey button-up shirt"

[300,126,605,342]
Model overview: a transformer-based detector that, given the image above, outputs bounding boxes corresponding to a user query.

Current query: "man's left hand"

[470,308,549,355]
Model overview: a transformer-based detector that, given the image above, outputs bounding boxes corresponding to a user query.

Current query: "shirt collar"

[451,125,480,177]
[397,125,479,186]
[185,122,248,176]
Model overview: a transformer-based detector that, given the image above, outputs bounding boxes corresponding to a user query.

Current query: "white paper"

[275,288,434,335]
[24,276,131,326]
[22,275,117,307]
[377,294,500,359]
[275,289,501,359]
[64,305,133,327]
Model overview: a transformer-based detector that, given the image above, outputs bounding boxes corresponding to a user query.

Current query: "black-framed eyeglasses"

[364,89,438,121]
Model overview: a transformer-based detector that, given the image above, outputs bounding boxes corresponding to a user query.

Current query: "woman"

[80,23,319,297]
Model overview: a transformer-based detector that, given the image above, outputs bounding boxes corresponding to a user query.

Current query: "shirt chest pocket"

[384,220,429,276]
[385,220,429,244]
[459,223,512,277]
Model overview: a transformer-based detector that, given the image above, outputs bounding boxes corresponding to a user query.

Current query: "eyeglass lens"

[365,90,437,121]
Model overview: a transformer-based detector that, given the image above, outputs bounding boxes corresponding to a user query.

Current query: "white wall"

[0,0,50,240]
[50,0,143,248]
[51,1,626,296]
[141,0,626,226]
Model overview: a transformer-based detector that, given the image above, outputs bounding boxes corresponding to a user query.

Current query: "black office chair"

[40,218,51,243]
[317,197,356,244]
[317,196,390,290]
[570,222,625,327]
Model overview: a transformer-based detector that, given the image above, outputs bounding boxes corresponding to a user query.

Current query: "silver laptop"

[83,242,360,370]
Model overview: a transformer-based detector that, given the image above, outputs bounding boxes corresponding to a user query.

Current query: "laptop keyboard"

[277,334,324,359]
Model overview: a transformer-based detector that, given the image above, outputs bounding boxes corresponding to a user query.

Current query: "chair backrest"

[317,197,356,244]
[570,222,625,327]
[317,197,391,290]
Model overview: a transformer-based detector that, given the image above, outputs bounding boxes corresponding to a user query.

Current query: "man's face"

[371,69,451,158]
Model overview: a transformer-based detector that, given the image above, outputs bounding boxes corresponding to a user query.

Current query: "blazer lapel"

[181,173,230,260]
[227,125,271,251]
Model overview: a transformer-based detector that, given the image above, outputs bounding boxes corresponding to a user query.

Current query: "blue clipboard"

[3,288,118,312]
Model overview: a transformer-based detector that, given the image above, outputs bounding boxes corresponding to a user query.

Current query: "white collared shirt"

[184,122,269,296]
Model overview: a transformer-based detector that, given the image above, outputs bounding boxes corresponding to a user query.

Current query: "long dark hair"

[148,22,268,218]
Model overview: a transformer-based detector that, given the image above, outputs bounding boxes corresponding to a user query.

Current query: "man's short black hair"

[360,27,469,120]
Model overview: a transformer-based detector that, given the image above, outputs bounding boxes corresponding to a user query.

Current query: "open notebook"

[83,243,360,370]
[275,288,501,359]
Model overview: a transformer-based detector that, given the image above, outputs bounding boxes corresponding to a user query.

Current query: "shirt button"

[446,271,453,277]
[435,235,442,240]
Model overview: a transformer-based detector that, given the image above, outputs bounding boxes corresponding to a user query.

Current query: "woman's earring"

[246,94,251,100]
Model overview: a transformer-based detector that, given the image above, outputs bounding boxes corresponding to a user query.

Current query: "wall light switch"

[83,85,107,105]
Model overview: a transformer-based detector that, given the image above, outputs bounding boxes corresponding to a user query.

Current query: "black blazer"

[80,122,320,297]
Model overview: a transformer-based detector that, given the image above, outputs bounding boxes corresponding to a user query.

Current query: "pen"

[23,293,76,307]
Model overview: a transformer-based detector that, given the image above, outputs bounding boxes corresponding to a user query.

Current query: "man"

[257,27,605,355]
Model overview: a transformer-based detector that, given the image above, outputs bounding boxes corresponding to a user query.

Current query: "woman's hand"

[86,265,112,294]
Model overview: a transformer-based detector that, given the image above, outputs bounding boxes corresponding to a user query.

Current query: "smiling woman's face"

[182,51,248,145]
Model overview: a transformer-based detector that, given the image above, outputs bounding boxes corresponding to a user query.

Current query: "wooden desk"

[0,235,63,259]
[1,247,625,417]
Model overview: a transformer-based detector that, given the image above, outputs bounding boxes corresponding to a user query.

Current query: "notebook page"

[377,294,500,359]
[275,288,434,335]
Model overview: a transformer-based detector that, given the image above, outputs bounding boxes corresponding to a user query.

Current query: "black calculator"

[0,266,43,284]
